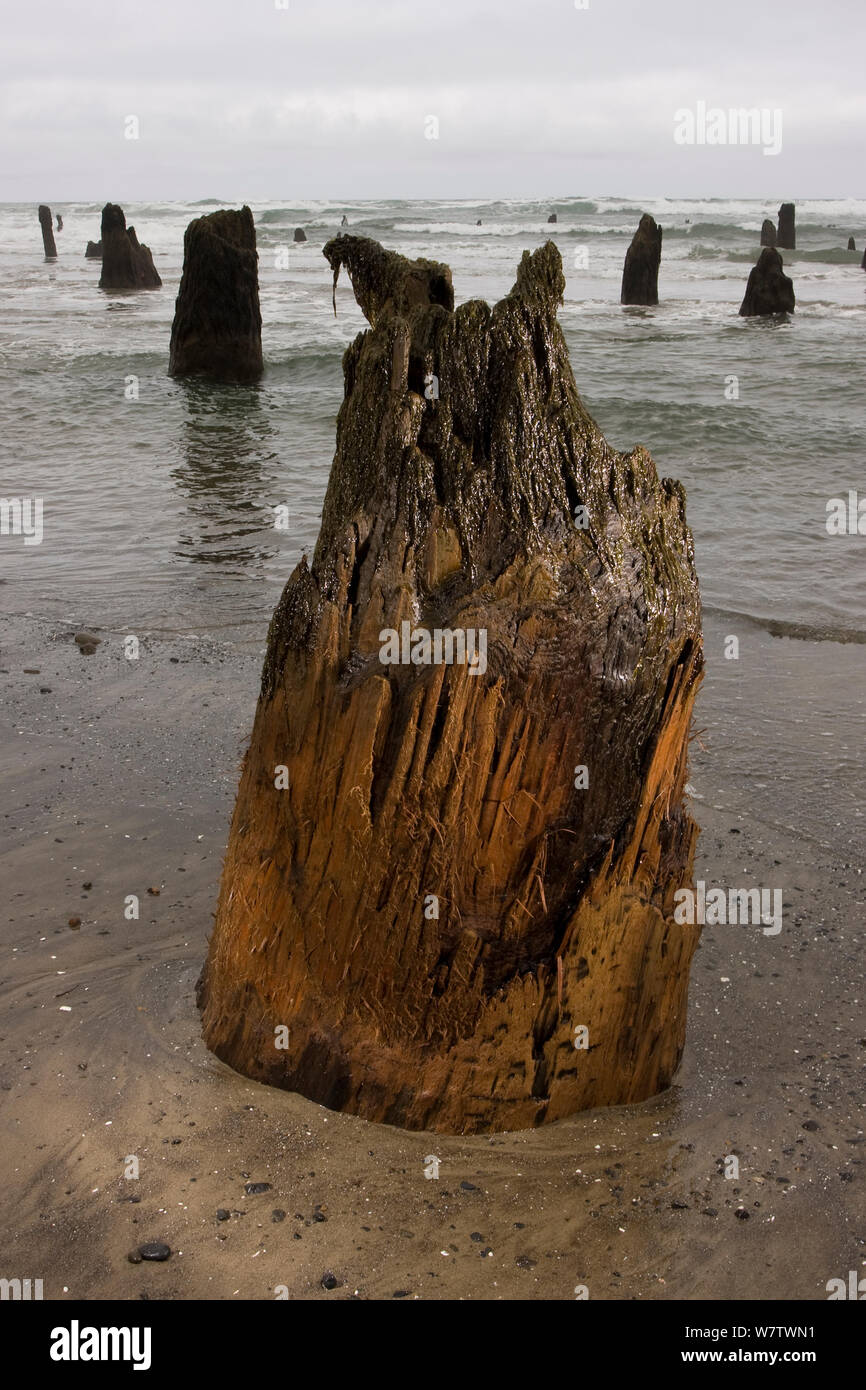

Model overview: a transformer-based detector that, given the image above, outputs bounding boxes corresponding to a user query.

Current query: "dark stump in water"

[197,234,703,1134]
[547,212,557,223]
[38,206,57,258]
[98,204,161,290]
[85,240,103,259]
[168,206,263,383]
[294,227,307,243]
[621,213,662,305]
[777,202,796,250]
[847,236,855,252]
[739,247,795,316]
[760,219,777,248]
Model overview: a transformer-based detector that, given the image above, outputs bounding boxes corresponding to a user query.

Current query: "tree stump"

[621,213,662,305]
[198,235,704,1134]
[777,202,796,250]
[38,205,57,258]
[168,207,263,382]
[98,204,161,290]
[739,248,795,317]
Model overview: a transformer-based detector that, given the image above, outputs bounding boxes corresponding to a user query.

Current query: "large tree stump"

[98,204,161,289]
[169,207,263,382]
[621,213,662,305]
[38,205,57,258]
[198,235,703,1134]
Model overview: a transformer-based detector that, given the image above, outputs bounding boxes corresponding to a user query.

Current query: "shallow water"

[2,196,864,641]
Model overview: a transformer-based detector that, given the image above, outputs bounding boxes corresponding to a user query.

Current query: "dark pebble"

[671,1200,689,1210]
[321,1271,339,1290]
[393,1290,410,1298]
[216,1209,230,1222]
[515,1255,536,1270]
[460,1181,478,1192]
[802,1120,819,1132]
[138,1242,171,1261]
[734,1209,750,1221]
[272,1209,286,1222]
[245,1182,272,1195]
[701,1208,718,1218]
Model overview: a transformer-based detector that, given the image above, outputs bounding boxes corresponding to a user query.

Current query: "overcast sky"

[1,0,863,202]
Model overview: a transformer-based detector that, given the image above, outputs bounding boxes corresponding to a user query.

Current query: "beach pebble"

[216,1209,230,1221]
[321,1271,339,1290]
[459,1180,478,1192]
[74,631,101,654]
[137,1242,171,1261]
[734,1209,750,1221]
[68,917,81,929]
[515,1255,536,1270]
[244,1181,272,1195]
[271,1209,286,1222]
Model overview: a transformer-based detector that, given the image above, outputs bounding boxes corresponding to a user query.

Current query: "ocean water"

[1,197,863,856]
[1,195,863,642]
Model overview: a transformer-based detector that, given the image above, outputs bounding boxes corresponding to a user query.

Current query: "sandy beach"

[1,606,861,1301]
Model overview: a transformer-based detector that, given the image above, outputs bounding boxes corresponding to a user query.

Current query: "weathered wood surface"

[198,235,703,1134]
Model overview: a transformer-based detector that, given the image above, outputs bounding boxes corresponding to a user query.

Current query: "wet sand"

[0,610,863,1300]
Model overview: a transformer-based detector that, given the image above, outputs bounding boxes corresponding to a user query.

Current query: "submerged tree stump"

[169,207,263,382]
[198,235,703,1134]
[98,204,161,290]
[38,205,57,258]
[621,213,662,305]
[739,247,795,317]
[777,202,796,250]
